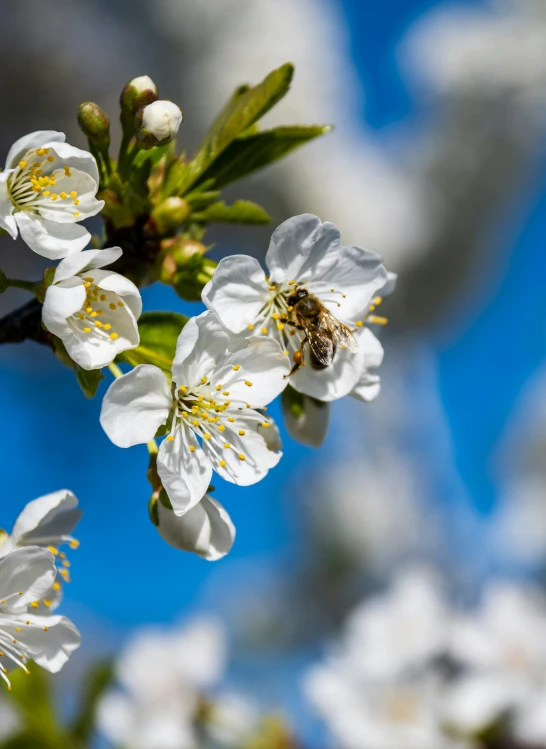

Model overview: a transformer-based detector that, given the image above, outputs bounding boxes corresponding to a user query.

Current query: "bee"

[282,288,358,378]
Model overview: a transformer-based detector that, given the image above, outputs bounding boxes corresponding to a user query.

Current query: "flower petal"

[42,280,86,332]
[308,243,388,324]
[36,168,103,223]
[10,490,81,547]
[172,311,229,389]
[202,255,270,334]
[100,365,172,448]
[265,214,323,284]
[0,172,17,238]
[92,269,142,321]
[46,141,100,186]
[203,416,281,487]
[290,343,364,402]
[53,248,122,284]
[283,393,330,447]
[157,426,212,516]
[215,337,290,408]
[15,212,90,259]
[0,612,81,673]
[6,131,65,169]
[0,547,56,611]
[156,495,235,561]
[350,329,384,402]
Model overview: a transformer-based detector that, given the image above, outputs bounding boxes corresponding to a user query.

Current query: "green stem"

[6,278,37,293]
[147,439,158,456]
[117,132,132,179]
[107,362,124,379]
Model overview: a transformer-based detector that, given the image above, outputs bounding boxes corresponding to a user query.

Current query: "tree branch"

[0,298,52,348]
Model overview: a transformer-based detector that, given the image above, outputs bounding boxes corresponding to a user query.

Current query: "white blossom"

[98,618,229,749]
[0,131,103,258]
[443,582,546,742]
[338,567,450,681]
[0,547,81,689]
[100,311,289,515]
[156,494,235,561]
[202,214,389,402]
[0,490,81,610]
[305,668,468,749]
[42,247,142,370]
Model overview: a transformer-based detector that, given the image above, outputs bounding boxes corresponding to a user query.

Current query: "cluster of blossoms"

[0,492,82,689]
[101,213,393,559]
[96,616,294,749]
[305,567,546,749]
[0,76,393,561]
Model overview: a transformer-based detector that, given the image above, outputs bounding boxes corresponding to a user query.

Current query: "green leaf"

[5,669,63,747]
[192,200,271,224]
[194,125,331,190]
[117,311,189,373]
[179,64,294,193]
[74,364,103,399]
[69,659,115,744]
[51,336,103,398]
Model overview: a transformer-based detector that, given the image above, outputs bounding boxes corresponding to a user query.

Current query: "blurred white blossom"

[98,617,258,749]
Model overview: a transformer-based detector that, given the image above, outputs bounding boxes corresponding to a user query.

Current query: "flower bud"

[173,256,216,302]
[120,75,158,133]
[136,100,183,149]
[151,197,191,235]
[282,386,330,447]
[155,238,207,285]
[77,102,111,151]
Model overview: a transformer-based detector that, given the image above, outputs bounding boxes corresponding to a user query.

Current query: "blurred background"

[1,0,546,746]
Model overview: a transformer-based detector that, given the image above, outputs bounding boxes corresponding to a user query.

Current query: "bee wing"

[321,309,359,353]
[301,319,336,366]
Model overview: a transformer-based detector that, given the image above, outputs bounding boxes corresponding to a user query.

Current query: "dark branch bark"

[0,298,52,347]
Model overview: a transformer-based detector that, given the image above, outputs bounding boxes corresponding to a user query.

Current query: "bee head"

[287,287,309,305]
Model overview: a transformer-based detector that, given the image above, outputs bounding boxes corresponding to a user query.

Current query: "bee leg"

[279,318,305,330]
[284,337,308,378]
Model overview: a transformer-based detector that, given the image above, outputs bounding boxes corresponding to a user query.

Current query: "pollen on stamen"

[166,435,174,442]
[198,395,204,402]
[355,320,363,327]
[272,312,279,320]
[216,384,222,391]
[245,380,253,387]
[232,364,241,371]
[228,417,235,423]
[189,445,195,453]
[269,285,276,291]
[238,453,246,461]
[367,315,388,325]
[83,327,91,333]
[218,425,225,432]
[192,420,199,427]
[224,442,230,449]
[219,460,227,468]
[261,327,268,335]
[277,323,284,331]
[179,385,188,393]
[70,191,77,198]
[60,192,67,200]
[109,333,119,340]
[248,323,254,330]
[117,301,124,307]
[109,303,117,310]
[201,377,208,384]
[238,430,246,436]
[261,422,270,428]
[103,324,112,331]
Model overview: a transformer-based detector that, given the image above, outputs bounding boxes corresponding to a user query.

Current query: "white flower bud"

[136,100,183,148]
[128,75,157,96]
